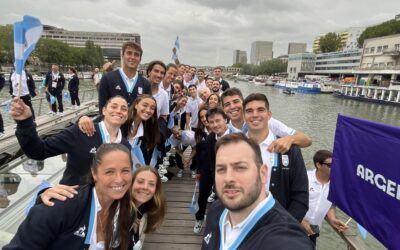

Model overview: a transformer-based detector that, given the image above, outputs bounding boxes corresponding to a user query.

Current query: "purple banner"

[328,114,400,250]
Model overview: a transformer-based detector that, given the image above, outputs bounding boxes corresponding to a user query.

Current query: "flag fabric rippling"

[328,114,400,249]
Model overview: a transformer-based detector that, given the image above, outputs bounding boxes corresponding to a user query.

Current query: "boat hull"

[333,92,400,106]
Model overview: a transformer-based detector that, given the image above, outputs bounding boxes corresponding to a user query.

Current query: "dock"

[143,166,204,250]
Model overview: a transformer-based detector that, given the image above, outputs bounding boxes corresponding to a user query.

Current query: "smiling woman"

[3,143,134,250]
[130,166,166,249]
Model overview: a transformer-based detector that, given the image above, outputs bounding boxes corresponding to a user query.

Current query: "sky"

[0,0,398,66]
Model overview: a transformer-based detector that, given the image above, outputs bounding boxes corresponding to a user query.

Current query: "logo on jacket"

[204,232,212,245]
[89,147,97,154]
[282,155,289,167]
[115,85,121,90]
[74,225,86,238]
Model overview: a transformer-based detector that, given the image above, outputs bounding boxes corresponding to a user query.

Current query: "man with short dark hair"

[202,133,314,249]
[302,150,347,245]
[98,41,151,113]
[160,63,178,101]
[243,93,309,222]
[211,80,222,96]
[221,87,312,153]
[147,60,169,121]
[185,84,201,131]
[213,67,230,91]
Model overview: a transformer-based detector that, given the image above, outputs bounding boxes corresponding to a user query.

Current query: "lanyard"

[84,191,96,244]
[119,68,138,93]
[218,197,276,250]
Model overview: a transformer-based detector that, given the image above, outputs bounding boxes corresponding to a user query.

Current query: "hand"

[301,219,315,236]
[78,116,96,136]
[331,218,348,232]
[40,184,79,206]
[267,136,294,153]
[10,97,32,120]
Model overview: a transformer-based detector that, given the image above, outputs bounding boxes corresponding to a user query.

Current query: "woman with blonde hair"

[130,165,166,249]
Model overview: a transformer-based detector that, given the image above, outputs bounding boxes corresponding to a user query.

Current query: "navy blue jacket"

[15,118,131,185]
[4,185,133,250]
[220,79,230,91]
[68,74,80,92]
[201,199,314,250]
[269,145,309,222]
[45,71,65,95]
[98,70,151,113]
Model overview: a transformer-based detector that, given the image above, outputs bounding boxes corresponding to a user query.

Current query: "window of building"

[364,48,369,54]
[370,47,375,53]
[395,44,400,51]
[377,46,382,52]
[383,45,388,50]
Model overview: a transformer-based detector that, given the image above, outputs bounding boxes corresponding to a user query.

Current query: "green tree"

[0,25,14,63]
[358,19,400,47]
[319,32,342,53]
[36,38,72,64]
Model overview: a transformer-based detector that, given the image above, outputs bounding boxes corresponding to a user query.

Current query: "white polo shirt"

[223,194,272,249]
[185,96,201,129]
[269,117,296,136]
[256,130,278,191]
[159,81,172,100]
[153,88,170,118]
[304,170,332,227]
[11,71,30,96]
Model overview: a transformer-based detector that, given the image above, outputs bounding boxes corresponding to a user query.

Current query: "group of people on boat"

[4,40,348,249]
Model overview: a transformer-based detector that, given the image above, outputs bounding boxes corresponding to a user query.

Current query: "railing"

[0,88,97,125]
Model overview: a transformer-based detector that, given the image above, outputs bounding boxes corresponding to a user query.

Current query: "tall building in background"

[313,27,365,53]
[250,41,273,65]
[42,25,140,60]
[288,43,307,54]
[233,50,247,64]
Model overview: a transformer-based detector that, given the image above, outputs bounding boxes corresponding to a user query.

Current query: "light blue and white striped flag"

[174,36,180,49]
[14,15,43,78]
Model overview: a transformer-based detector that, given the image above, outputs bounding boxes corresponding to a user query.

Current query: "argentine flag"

[174,36,180,49]
[13,15,43,90]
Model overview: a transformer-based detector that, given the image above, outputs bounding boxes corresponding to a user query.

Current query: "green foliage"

[239,59,287,75]
[0,25,14,63]
[319,32,342,53]
[358,19,400,47]
[0,25,104,67]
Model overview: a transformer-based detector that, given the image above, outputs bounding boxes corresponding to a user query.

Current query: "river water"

[236,80,396,250]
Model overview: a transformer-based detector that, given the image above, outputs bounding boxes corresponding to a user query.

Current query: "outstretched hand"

[10,97,32,121]
[267,136,294,153]
[40,184,79,206]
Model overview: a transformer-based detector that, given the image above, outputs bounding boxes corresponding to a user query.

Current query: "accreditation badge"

[138,87,143,94]
[282,155,289,166]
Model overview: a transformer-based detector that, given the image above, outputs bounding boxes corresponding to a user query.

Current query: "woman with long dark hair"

[4,143,134,250]
[68,67,80,109]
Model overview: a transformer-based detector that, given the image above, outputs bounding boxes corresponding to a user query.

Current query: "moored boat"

[334,84,400,106]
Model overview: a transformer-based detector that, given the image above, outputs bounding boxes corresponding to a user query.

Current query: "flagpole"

[17,74,22,98]
[345,218,352,226]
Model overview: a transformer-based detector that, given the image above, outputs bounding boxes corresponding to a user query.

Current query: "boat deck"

[143,166,204,250]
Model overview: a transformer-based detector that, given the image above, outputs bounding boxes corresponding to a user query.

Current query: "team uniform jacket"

[45,71,65,95]
[4,185,133,250]
[269,145,309,222]
[68,74,80,93]
[15,117,131,185]
[98,70,151,113]
[201,199,314,250]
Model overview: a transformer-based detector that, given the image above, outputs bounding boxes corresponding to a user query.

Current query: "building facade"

[288,43,307,55]
[313,27,365,53]
[354,34,400,87]
[314,49,361,75]
[233,50,247,65]
[250,41,273,65]
[287,53,316,79]
[42,25,140,60]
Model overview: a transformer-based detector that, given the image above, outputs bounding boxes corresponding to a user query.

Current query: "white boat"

[274,81,299,90]
[32,74,45,82]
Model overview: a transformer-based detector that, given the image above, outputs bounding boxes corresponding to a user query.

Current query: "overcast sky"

[1,0,398,66]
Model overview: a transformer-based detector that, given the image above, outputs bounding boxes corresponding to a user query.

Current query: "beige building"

[42,25,140,60]
[250,41,273,65]
[288,43,307,54]
[287,53,316,79]
[354,34,400,87]
[233,50,247,65]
